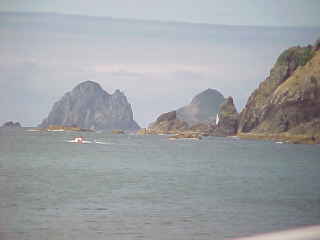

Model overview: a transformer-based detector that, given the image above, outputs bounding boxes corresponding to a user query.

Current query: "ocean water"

[0,128,320,240]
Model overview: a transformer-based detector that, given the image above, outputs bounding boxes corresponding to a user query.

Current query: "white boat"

[68,136,90,144]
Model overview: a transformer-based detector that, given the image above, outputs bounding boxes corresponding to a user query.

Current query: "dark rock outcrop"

[147,89,225,134]
[238,39,320,141]
[149,111,189,133]
[212,97,239,136]
[111,130,125,134]
[42,125,93,132]
[1,121,21,128]
[39,81,140,131]
[168,132,202,140]
[189,123,216,134]
[177,88,225,125]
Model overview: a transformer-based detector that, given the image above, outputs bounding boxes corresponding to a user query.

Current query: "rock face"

[189,123,216,134]
[238,39,320,139]
[147,89,225,133]
[212,97,239,136]
[1,121,21,128]
[149,111,189,133]
[177,88,225,125]
[39,81,140,130]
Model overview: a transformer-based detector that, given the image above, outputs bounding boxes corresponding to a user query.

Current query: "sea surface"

[0,128,320,240]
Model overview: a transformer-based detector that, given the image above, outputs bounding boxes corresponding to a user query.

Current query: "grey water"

[0,128,320,240]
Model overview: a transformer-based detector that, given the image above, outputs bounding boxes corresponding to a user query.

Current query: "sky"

[0,2,319,127]
[0,0,319,27]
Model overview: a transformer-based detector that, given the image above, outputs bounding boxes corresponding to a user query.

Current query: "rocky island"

[238,38,320,144]
[1,121,21,128]
[176,88,225,125]
[39,81,140,131]
[139,89,240,139]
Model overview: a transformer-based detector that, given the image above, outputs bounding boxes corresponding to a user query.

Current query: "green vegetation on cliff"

[238,38,320,144]
[276,45,314,67]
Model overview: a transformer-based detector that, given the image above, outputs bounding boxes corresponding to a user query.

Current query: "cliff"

[212,97,239,136]
[238,39,320,143]
[177,88,225,125]
[39,81,140,131]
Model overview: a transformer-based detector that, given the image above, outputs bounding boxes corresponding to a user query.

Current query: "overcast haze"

[0,2,319,127]
[1,0,319,27]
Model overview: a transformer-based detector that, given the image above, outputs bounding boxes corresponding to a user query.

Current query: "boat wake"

[67,140,92,144]
[66,139,112,145]
[94,141,110,145]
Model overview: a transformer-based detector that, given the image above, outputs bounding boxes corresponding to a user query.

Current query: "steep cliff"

[212,97,239,136]
[39,81,140,130]
[177,88,225,125]
[238,39,320,140]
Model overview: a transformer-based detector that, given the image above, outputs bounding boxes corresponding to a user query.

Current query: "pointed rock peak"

[75,80,102,88]
[204,88,220,94]
[39,80,140,130]
[191,88,224,105]
[156,111,177,123]
[73,80,105,93]
[113,89,123,95]
[219,97,238,115]
[226,96,234,105]
[212,96,239,136]
[111,89,127,101]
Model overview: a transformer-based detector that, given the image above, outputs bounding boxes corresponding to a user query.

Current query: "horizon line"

[1,10,320,29]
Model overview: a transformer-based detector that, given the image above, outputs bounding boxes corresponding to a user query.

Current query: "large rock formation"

[147,89,225,134]
[238,39,320,141]
[212,97,239,136]
[177,88,225,125]
[148,111,189,133]
[1,121,21,128]
[39,81,140,130]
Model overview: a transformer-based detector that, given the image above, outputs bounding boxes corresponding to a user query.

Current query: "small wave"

[228,136,240,140]
[94,141,112,145]
[26,129,41,132]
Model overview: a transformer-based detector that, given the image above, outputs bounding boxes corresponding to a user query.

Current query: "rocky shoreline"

[139,38,320,144]
[32,125,94,132]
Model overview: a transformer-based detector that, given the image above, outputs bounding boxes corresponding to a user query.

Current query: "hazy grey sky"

[0,0,319,27]
[1,12,319,127]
